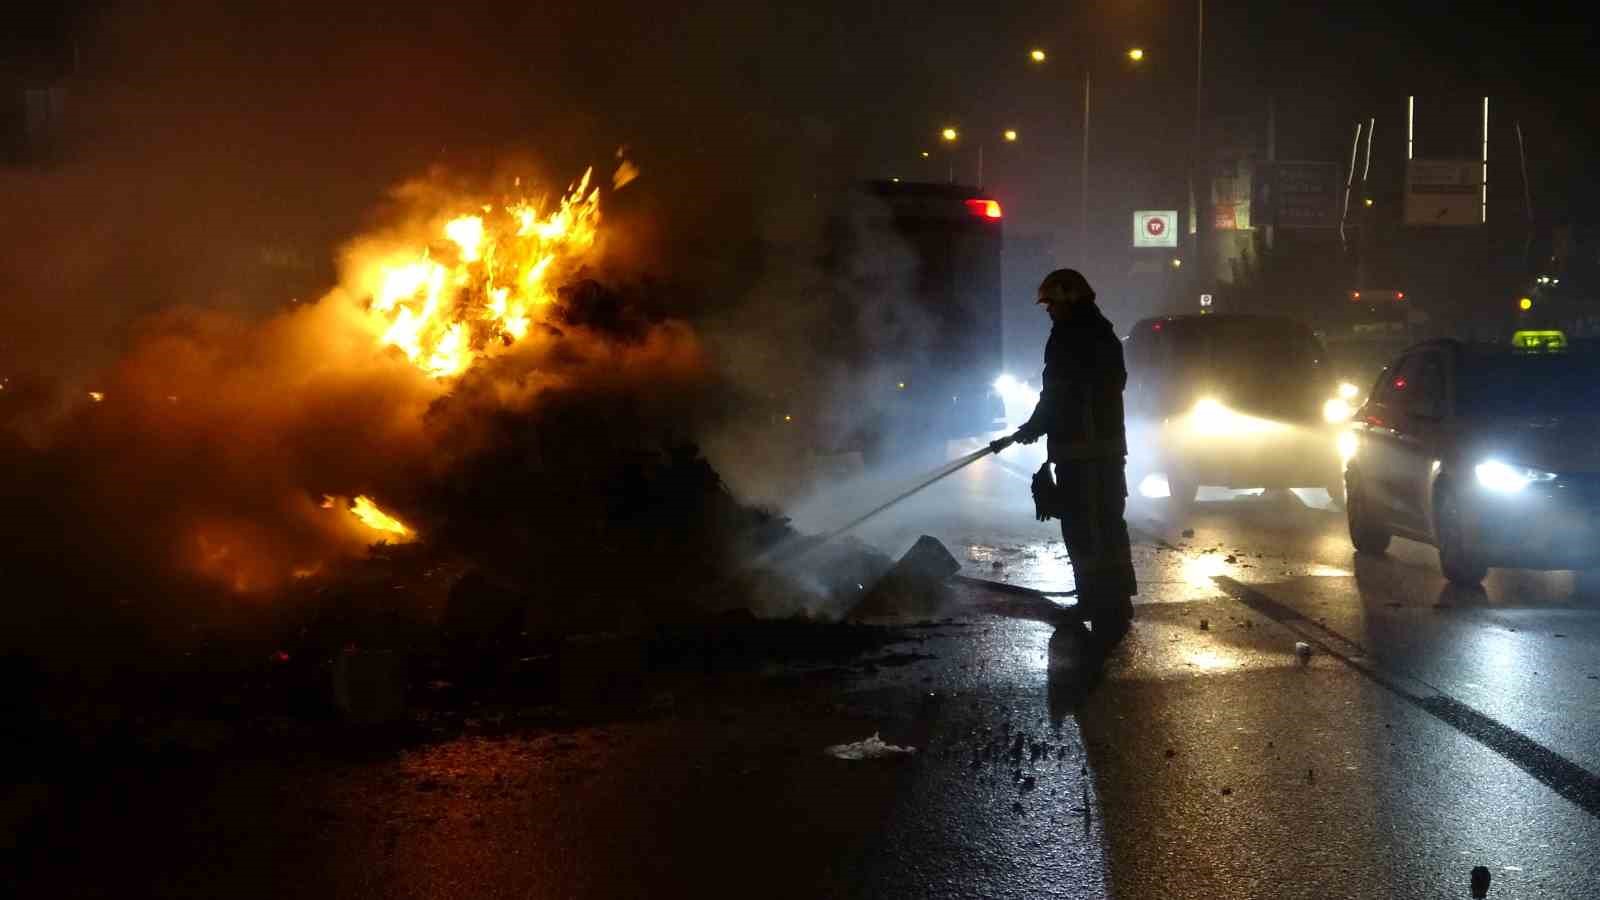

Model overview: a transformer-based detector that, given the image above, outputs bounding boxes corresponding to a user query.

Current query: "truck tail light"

[964,198,1002,219]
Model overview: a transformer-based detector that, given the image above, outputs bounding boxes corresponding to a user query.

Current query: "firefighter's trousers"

[1053,456,1137,614]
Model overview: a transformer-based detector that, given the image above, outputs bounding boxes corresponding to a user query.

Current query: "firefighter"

[994,269,1136,646]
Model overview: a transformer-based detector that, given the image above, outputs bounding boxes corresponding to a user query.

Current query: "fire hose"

[757,435,1076,601]
[808,439,1012,549]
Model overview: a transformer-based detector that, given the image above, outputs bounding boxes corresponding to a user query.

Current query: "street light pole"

[1029,47,1140,253]
[941,127,959,184]
[1192,0,1205,284]
[1081,67,1091,252]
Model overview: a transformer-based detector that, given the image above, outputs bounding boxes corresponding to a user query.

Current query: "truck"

[763,180,1008,464]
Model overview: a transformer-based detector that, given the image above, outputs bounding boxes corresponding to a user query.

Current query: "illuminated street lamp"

[941,127,959,142]
[1003,129,1018,142]
[1029,48,1047,63]
[1127,47,1145,62]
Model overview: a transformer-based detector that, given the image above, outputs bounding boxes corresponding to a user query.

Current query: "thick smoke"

[0,2,977,657]
[1,164,708,614]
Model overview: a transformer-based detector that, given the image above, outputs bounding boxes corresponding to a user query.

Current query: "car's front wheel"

[1435,483,1488,585]
[1346,468,1391,555]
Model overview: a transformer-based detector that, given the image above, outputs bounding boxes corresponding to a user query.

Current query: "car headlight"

[1187,397,1284,437]
[1337,381,1360,400]
[1337,430,1358,465]
[1322,397,1354,423]
[1474,460,1557,493]
[1189,397,1229,434]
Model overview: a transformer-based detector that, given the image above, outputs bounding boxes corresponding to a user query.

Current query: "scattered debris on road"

[824,732,917,760]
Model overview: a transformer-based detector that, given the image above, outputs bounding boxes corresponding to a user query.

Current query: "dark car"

[1343,338,1600,583]
[1124,314,1355,506]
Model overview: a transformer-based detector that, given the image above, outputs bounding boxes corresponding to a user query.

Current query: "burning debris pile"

[0,162,886,670]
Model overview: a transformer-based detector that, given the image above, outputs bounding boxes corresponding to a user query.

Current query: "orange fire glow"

[348,495,413,540]
[67,161,645,595]
[363,167,605,378]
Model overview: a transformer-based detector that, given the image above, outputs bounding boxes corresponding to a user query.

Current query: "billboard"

[1133,210,1178,248]
[1405,159,1482,226]
[1212,160,1252,230]
[1252,161,1340,229]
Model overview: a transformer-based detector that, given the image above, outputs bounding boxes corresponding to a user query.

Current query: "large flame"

[348,495,413,540]
[364,167,603,378]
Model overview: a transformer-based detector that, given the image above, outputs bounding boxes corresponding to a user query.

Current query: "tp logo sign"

[1133,210,1178,248]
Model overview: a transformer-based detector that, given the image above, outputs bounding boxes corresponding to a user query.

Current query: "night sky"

[3,0,1598,349]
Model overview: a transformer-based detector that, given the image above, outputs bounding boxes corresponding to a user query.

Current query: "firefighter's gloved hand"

[1012,428,1040,446]
[987,436,1015,454]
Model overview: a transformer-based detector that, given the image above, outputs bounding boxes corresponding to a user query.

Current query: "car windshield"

[1458,352,1600,417]
[1166,318,1325,385]
[1169,318,1321,367]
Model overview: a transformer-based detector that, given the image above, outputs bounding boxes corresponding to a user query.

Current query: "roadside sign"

[1133,210,1178,248]
[1199,293,1213,308]
[1253,161,1340,228]
[1405,159,1481,226]
[1212,162,1252,230]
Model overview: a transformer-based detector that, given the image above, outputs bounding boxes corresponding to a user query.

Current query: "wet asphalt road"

[17,447,1600,898]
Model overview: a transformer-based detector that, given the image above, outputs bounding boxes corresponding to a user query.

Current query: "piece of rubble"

[1199,619,1209,631]
[1295,641,1312,663]
[1470,865,1491,898]
[895,535,963,580]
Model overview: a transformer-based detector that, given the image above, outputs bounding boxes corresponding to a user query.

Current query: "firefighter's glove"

[1012,428,1040,446]
[987,436,1015,454]
[1030,462,1058,522]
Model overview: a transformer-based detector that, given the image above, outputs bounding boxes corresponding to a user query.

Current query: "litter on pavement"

[824,732,917,760]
